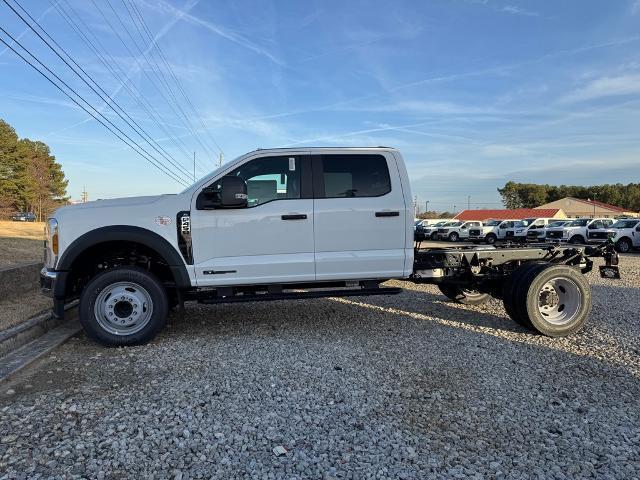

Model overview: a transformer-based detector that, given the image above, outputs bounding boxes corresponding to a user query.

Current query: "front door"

[191,153,315,286]
[312,152,408,281]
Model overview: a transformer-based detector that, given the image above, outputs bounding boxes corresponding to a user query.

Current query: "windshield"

[520,218,536,227]
[548,221,566,228]
[612,219,639,229]
[513,221,525,228]
[566,219,589,227]
[446,222,463,227]
[485,220,501,226]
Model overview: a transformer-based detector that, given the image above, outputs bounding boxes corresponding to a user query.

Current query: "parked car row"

[10,211,37,222]
[415,216,640,253]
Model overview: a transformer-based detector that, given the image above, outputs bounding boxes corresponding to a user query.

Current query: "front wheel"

[430,231,438,240]
[79,266,168,346]
[485,233,497,245]
[569,235,585,244]
[448,232,459,242]
[616,238,632,253]
[438,284,490,305]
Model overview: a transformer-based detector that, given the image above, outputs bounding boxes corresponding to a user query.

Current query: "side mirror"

[197,175,248,210]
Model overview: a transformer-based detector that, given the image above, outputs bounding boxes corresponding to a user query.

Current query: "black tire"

[485,233,497,245]
[449,232,459,242]
[430,231,438,240]
[502,262,545,327]
[438,284,490,305]
[512,264,591,337]
[79,266,168,346]
[616,238,632,254]
[569,235,585,244]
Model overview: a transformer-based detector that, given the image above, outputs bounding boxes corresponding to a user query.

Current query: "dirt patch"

[0,221,44,267]
[0,290,52,330]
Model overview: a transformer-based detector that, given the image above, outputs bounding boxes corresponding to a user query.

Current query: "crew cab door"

[312,152,407,280]
[191,153,315,286]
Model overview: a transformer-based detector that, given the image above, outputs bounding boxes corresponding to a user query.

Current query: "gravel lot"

[1,255,639,479]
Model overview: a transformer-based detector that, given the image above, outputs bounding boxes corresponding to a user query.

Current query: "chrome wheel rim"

[537,277,581,326]
[618,241,630,253]
[94,282,153,336]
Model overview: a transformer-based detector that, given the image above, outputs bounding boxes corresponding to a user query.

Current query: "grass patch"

[0,221,44,267]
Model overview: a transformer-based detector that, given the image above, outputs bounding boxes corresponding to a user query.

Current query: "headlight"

[45,218,59,266]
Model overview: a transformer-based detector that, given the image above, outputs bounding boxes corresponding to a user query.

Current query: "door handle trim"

[375,211,400,217]
[281,214,307,220]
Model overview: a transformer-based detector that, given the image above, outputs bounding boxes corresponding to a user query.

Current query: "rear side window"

[319,154,391,198]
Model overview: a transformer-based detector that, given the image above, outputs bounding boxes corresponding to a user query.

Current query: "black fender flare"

[57,225,191,289]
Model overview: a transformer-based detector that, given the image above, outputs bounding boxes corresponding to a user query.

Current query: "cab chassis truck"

[40,147,621,346]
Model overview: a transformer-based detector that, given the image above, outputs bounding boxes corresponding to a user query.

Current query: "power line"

[51,0,199,168]
[0,28,190,186]
[3,0,194,182]
[90,0,214,170]
[124,0,224,158]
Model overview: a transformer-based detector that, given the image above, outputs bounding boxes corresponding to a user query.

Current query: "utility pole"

[453,204,457,214]
[218,152,224,167]
[193,152,196,182]
[425,200,429,214]
[81,186,88,203]
[467,195,471,211]
[593,193,597,217]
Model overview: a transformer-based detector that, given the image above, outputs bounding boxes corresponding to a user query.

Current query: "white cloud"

[632,0,640,15]
[563,74,640,102]
[501,5,539,16]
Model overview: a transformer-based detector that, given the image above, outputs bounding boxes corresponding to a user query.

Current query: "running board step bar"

[198,287,402,305]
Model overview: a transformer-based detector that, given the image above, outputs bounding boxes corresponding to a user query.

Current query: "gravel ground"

[1,255,639,479]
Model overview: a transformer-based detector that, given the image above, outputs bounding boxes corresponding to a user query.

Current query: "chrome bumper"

[40,267,57,297]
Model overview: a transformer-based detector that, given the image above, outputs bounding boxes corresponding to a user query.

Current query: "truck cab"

[545,217,614,244]
[416,219,453,241]
[528,219,569,242]
[610,218,640,253]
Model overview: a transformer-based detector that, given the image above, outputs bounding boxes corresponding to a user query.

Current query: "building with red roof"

[454,208,565,222]
[536,197,638,218]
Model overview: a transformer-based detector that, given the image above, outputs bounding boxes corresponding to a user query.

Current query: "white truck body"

[610,219,640,253]
[39,147,622,346]
[47,147,414,287]
[505,218,556,243]
[468,219,518,244]
[436,221,483,242]
[545,218,614,244]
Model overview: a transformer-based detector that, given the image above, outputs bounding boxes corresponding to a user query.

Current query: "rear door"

[313,152,407,280]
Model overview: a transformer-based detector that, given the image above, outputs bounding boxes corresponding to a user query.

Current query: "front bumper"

[40,267,57,296]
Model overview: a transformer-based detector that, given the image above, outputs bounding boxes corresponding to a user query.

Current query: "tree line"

[497,181,640,212]
[0,118,68,221]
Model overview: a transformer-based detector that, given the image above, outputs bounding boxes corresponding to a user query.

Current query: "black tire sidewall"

[569,235,584,244]
[486,234,496,244]
[449,232,459,242]
[503,262,546,327]
[438,284,490,305]
[80,267,168,346]
[616,238,631,253]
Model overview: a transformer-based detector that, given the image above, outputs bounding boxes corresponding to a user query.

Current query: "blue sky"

[1,0,639,211]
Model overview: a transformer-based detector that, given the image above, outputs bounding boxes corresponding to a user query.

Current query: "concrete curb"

[0,302,77,358]
[0,318,81,383]
[0,262,41,298]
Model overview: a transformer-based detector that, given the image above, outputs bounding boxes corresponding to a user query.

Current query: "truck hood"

[55,195,172,215]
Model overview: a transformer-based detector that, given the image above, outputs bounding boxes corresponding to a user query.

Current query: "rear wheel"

[79,266,168,346]
[438,284,490,305]
[512,264,591,337]
[616,238,632,253]
[502,262,545,326]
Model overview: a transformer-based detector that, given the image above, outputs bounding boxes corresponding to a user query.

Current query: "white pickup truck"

[610,218,640,253]
[468,219,518,244]
[436,221,483,242]
[505,218,556,243]
[40,147,620,345]
[545,218,614,244]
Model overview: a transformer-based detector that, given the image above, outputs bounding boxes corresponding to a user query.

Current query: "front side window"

[228,156,301,207]
[320,154,391,198]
